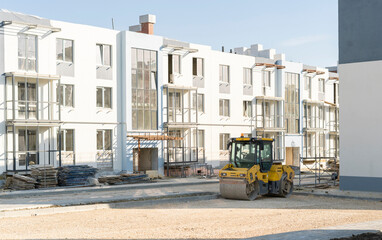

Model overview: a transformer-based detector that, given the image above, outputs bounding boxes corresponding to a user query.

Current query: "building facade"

[339,0,382,192]
[0,10,339,176]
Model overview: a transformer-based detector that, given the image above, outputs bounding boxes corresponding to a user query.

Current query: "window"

[96,44,111,66]
[18,129,37,152]
[18,34,37,71]
[168,129,182,148]
[305,133,313,157]
[193,58,204,77]
[197,94,204,113]
[243,68,252,85]
[318,78,325,93]
[57,129,74,151]
[285,72,300,134]
[198,130,205,148]
[219,65,230,83]
[219,99,230,117]
[57,84,74,107]
[334,83,339,104]
[193,93,205,113]
[56,39,73,62]
[168,54,181,75]
[18,82,37,119]
[262,71,271,87]
[304,76,312,98]
[97,130,112,150]
[131,48,157,130]
[96,87,112,108]
[219,133,230,150]
[243,101,252,117]
[18,129,37,166]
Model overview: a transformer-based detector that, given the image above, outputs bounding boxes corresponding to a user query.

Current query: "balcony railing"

[6,100,61,122]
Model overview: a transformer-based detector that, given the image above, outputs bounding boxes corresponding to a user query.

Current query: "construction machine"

[219,136,295,200]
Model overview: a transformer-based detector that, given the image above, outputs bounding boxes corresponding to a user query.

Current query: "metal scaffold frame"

[162,85,201,177]
[298,100,339,187]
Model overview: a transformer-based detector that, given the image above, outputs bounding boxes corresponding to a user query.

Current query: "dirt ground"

[1,195,381,239]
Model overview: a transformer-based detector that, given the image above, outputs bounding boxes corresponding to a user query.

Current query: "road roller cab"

[219,137,295,200]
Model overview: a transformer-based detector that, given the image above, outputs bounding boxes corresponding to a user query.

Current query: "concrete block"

[129,25,141,32]
[139,14,156,24]
[146,170,159,179]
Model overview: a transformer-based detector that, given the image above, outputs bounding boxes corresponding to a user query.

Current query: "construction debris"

[4,174,37,190]
[30,166,58,188]
[121,173,149,184]
[98,175,122,185]
[57,165,97,186]
[98,173,149,185]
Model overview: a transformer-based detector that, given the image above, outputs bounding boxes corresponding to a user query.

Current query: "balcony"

[5,72,62,125]
[255,96,285,132]
[163,85,198,127]
[4,72,62,172]
[302,100,325,132]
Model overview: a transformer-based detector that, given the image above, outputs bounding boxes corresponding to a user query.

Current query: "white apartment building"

[0,10,339,176]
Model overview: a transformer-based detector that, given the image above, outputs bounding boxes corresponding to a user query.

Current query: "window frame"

[192,57,204,77]
[197,93,205,113]
[262,70,271,88]
[318,78,325,93]
[96,44,112,67]
[304,76,312,91]
[243,68,252,86]
[219,99,230,117]
[219,133,230,150]
[198,130,205,148]
[57,129,75,152]
[96,129,112,151]
[96,87,112,109]
[57,84,75,108]
[56,38,74,63]
[219,65,230,83]
[243,100,253,118]
[18,33,37,72]
[168,54,181,75]
[285,72,300,134]
[131,48,158,130]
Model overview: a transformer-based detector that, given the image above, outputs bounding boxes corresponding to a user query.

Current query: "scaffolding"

[298,100,339,187]
[4,72,62,173]
[162,85,203,176]
[127,131,182,176]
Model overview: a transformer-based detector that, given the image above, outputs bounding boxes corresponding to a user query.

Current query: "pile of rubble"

[98,173,149,185]
[4,174,37,190]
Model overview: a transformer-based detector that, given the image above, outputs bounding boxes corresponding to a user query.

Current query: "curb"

[293,191,382,202]
[0,191,219,218]
[0,179,220,199]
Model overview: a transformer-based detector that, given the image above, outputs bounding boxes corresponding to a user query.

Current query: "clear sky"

[0,0,338,67]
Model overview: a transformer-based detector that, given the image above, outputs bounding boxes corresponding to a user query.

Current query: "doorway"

[286,147,300,166]
[133,148,158,172]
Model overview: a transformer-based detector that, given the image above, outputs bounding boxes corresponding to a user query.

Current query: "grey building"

[339,0,382,192]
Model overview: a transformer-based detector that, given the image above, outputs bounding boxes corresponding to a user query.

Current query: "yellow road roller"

[219,136,295,200]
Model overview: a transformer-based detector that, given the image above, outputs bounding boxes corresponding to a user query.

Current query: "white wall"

[339,61,382,178]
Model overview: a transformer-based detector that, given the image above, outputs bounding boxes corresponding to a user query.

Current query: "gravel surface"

[1,195,381,239]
